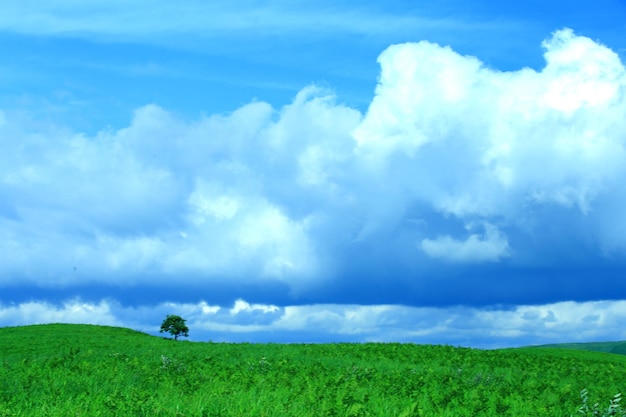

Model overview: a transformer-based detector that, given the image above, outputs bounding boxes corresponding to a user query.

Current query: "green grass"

[1,324,626,416]
[529,340,626,355]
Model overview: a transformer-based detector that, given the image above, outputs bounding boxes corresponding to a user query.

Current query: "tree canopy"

[159,315,189,340]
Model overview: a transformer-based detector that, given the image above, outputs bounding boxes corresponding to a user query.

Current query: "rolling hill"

[2,323,626,416]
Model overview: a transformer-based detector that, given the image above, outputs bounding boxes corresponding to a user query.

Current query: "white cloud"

[354,41,484,157]
[0,88,359,289]
[0,300,120,327]
[352,28,626,248]
[420,223,510,263]
[3,298,626,348]
[230,299,279,315]
[541,28,623,112]
[2,29,626,299]
[170,180,318,283]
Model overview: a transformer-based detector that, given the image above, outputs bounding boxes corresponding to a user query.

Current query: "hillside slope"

[529,340,626,355]
[2,324,626,416]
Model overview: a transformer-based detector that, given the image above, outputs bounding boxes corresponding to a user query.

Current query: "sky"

[1,1,626,348]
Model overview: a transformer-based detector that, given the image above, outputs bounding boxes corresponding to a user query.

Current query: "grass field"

[1,324,626,416]
[530,340,626,356]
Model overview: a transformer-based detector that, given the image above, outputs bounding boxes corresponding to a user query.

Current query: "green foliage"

[532,341,626,356]
[573,389,625,417]
[1,324,626,416]
[159,314,189,340]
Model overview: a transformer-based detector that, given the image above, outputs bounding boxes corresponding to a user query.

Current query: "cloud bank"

[2,298,626,348]
[2,29,626,327]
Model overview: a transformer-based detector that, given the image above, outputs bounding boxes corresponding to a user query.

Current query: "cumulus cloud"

[350,28,626,267]
[172,180,317,281]
[2,29,626,307]
[0,87,361,290]
[420,223,510,262]
[354,28,626,223]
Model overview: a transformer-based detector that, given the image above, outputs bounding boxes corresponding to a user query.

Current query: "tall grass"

[1,324,626,416]
[573,389,625,417]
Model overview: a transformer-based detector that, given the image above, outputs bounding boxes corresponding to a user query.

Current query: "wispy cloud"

[0,1,511,42]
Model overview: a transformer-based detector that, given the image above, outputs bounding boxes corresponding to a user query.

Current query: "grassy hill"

[528,340,626,356]
[2,324,626,416]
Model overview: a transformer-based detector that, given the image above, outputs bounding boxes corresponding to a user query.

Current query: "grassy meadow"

[531,340,626,356]
[1,324,626,416]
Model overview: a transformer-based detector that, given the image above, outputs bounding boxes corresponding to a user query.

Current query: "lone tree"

[160,315,189,340]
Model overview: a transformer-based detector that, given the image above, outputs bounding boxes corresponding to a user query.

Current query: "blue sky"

[1,1,626,348]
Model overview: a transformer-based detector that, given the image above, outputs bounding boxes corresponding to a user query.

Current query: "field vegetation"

[1,324,626,416]
[531,340,626,355]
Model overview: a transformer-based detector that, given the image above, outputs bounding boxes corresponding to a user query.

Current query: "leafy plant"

[160,354,186,373]
[573,389,625,417]
[4,324,626,416]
